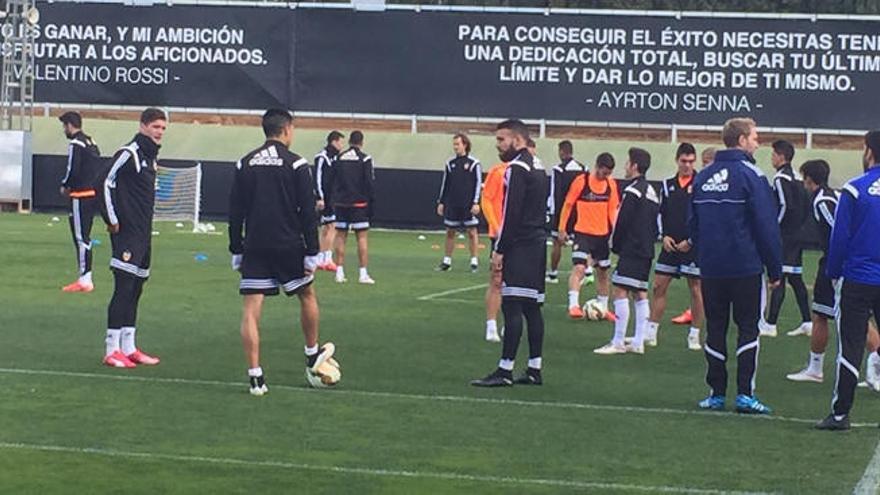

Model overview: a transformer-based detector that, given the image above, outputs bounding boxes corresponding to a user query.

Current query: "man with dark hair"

[546,140,587,284]
[472,119,547,387]
[314,130,345,271]
[786,160,880,386]
[99,108,167,368]
[648,142,704,351]
[58,111,102,293]
[332,130,375,284]
[557,152,619,320]
[436,133,481,272]
[761,139,811,337]
[594,148,659,354]
[816,131,880,430]
[229,108,334,395]
[691,117,781,414]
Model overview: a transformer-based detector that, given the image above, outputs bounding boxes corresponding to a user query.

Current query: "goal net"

[154,163,202,231]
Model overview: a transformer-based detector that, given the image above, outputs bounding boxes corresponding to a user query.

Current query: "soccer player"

[691,117,781,415]
[471,119,547,387]
[816,130,880,430]
[671,148,716,326]
[332,130,375,284]
[761,140,811,337]
[314,130,345,271]
[59,111,102,293]
[649,143,703,351]
[481,160,508,343]
[546,140,586,284]
[557,153,619,320]
[228,108,333,396]
[435,133,481,272]
[100,108,166,368]
[786,159,880,385]
[594,148,659,355]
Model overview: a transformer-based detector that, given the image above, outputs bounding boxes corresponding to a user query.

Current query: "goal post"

[154,162,202,231]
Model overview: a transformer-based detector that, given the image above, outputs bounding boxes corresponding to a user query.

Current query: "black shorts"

[110,231,151,279]
[335,206,370,231]
[782,239,803,275]
[654,249,700,278]
[239,247,313,296]
[612,256,652,292]
[548,212,560,237]
[813,257,837,319]
[501,238,547,304]
[320,205,336,225]
[572,233,611,268]
[443,205,478,229]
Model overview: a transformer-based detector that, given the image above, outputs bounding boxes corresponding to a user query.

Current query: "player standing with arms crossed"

[100,108,166,368]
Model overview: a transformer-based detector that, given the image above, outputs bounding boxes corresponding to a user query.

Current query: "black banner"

[23,2,290,108]
[295,9,880,129]
[9,3,880,128]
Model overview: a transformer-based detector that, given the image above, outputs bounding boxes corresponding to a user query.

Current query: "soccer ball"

[583,299,606,321]
[305,344,342,388]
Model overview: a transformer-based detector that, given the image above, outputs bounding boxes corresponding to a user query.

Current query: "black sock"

[789,274,811,322]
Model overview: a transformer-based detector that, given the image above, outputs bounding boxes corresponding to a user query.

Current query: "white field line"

[0,441,775,495]
[854,438,880,495]
[0,367,873,429]
[417,283,489,301]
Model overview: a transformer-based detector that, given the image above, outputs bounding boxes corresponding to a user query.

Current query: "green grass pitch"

[1,213,879,494]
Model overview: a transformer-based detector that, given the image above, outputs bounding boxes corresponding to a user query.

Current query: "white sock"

[528,357,542,370]
[612,298,630,347]
[547,269,558,276]
[689,326,700,338]
[647,321,660,339]
[597,295,609,310]
[470,256,478,266]
[121,327,136,355]
[304,344,319,357]
[336,266,345,277]
[486,319,497,334]
[568,290,579,308]
[105,329,121,356]
[359,267,369,279]
[317,251,326,265]
[632,299,650,347]
[585,266,594,276]
[324,250,333,263]
[79,271,93,285]
[248,366,263,378]
[498,359,514,371]
[802,321,814,330]
[808,351,824,374]
[442,256,452,265]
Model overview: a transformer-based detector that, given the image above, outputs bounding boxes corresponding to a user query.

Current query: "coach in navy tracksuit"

[816,130,880,431]
[688,118,782,414]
